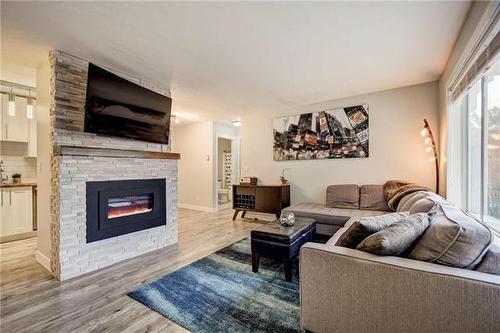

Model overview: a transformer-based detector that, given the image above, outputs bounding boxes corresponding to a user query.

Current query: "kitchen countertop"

[0,182,37,188]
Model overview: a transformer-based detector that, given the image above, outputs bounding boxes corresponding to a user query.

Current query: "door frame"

[214,134,240,211]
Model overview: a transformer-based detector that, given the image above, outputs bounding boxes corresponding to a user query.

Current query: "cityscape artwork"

[273,104,369,160]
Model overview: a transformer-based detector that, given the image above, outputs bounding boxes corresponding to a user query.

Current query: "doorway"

[216,137,234,210]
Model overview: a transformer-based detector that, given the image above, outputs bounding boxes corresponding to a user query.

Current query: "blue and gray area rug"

[128,238,301,333]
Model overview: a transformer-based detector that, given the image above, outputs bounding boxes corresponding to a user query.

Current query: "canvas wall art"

[273,104,369,160]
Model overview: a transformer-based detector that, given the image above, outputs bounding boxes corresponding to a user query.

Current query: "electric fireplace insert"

[86,178,166,243]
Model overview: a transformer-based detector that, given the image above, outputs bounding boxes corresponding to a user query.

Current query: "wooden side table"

[232,184,290,220]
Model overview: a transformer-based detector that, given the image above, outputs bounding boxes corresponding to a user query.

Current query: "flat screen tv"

[84,63,172,144]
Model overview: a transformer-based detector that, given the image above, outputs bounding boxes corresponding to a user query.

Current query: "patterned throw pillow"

[335,212,409,249]
[356,213,430,255]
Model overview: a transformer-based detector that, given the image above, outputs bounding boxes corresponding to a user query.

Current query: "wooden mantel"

[55,145,180,160]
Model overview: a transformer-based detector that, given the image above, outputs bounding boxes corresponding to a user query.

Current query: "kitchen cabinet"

[1,94,29,143]
[0,187,33,237]
[27,116,37,157]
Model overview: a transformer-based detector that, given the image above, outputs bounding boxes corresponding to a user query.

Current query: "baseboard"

[0,231,37,244]
[178,203,217,212]
[35,250,51,272]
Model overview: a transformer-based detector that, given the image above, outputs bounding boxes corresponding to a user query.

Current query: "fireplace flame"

[108,205,153,219]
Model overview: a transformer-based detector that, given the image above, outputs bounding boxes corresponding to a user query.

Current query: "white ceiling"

[1,1,470,124]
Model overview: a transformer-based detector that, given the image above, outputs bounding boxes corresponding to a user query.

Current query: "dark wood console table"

[232,184,290,220]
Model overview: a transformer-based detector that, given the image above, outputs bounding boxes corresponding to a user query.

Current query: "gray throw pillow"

[397,191,431,212]
[359,185,390,211]
[475,241,500,276]
[326,184,360,209]
[335,212,409,249]
[409,204,493,269]
[356,213,430,255]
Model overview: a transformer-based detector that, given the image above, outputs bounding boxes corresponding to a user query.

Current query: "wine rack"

[234,194,255,209]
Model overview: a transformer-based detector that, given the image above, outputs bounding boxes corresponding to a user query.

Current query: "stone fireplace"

[48,51,178,280]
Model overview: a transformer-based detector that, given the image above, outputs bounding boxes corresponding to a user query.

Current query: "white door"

[0,94,7,140]
[27,105,37,157]
[11,96,29,142]
[0,190,12,236]
[0,188,33,237]
[0,95,29,142]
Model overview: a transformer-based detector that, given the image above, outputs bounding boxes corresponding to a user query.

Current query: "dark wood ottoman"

[250,217,316,282]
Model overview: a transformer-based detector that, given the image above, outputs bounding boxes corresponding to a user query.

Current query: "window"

[485,61,500,229]
[450,58,500,233]
[466,79,482,217]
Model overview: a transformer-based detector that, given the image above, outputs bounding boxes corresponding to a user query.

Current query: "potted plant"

[12,173,21,184]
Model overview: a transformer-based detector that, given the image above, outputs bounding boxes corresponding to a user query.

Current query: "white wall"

[0,63,36,87]
[172,121,214,211]
[0,142,37,180]
[438,1,496,198]
[35,57,51,270]
[240,81,439,205]
[172,121,240,211]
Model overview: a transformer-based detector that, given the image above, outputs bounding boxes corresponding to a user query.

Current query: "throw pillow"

[359,185,390,211]
[397,191,429,212]
[335,212,409,249]
[475,241,500,276]
[409,203,493,269]
[356,213,430,255]
[326,184,360,209]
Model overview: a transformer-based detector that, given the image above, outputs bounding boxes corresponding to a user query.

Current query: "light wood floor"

[0,208,267,333]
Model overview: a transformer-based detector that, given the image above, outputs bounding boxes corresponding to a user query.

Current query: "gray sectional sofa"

[287,184,500,333]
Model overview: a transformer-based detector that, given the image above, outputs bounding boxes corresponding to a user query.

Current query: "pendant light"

[7,86,16,117]
[26,90,34,119]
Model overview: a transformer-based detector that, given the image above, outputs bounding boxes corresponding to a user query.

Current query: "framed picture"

[273,104,369,160]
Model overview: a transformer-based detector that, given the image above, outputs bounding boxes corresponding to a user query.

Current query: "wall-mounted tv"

[84,63,172,144]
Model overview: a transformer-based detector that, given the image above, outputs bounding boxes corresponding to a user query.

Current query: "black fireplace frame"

[86,178,166,243]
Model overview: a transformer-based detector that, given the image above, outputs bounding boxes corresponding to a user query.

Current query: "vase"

[279,212,295,226]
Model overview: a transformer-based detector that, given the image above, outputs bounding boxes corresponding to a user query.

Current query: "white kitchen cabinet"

[0,187,33,237]
[27,115,37,157]
[1,94,29,143]
[0,190,11,235]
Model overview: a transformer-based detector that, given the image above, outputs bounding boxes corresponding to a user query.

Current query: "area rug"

[128,238,301,333]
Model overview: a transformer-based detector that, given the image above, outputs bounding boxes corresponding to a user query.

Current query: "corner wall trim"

[178,203,217,213]
[35,250,51,273]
